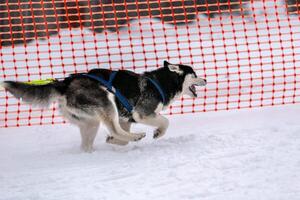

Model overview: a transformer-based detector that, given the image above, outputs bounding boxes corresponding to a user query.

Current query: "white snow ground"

[0,104,300,200]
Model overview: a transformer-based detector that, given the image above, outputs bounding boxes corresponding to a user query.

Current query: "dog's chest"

[154,103,164,113]
[154,92,182,113]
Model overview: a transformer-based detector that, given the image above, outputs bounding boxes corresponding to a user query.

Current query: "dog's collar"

[145,76,166,105]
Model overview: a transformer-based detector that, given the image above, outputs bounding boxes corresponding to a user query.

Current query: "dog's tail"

[1,80,64,107]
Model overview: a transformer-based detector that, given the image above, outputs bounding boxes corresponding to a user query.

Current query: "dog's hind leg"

[102,115,144,142]
[106,120,131,146]
[102,93,145,142]
[78,120,100,153]
[119,120,132,132]
[58,100,100,152]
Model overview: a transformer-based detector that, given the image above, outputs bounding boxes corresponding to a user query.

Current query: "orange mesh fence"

[0,0,300,127]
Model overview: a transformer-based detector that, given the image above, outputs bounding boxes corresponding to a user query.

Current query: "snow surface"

[0,104,300,200]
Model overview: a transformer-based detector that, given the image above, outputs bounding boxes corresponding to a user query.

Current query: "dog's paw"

[133,132,146,141]
[81,145,95,153]
[106,136,129,146]
[153,128,166,139]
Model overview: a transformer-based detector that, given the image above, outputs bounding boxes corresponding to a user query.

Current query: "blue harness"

[144,76,166,104]
[81,71,166,113]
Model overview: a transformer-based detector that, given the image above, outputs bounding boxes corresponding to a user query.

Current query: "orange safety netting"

[0,0,300,127]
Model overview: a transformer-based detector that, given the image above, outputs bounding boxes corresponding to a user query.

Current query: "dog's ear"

[168,64,183,74]
[164,60,170,68]
[164,60,182,74]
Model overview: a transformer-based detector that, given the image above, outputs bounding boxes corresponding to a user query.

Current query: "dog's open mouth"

[189,85,197,97]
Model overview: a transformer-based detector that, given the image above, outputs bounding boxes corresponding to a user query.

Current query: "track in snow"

[0,104,300,200]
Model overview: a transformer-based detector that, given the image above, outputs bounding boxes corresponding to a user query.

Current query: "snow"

[1,104,300,200]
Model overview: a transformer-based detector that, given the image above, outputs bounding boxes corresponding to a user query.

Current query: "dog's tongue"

[189,85,197,97]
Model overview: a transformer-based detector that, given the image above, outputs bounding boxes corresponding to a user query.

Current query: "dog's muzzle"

[189,78,207,97]
[196,78,207,86]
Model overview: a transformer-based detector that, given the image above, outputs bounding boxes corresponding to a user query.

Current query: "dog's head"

[164,61,207,98]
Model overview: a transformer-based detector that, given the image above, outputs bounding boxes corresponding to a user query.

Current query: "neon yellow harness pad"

[24,78,56,85]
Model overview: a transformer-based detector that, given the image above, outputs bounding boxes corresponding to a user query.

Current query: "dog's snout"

[197,78,207,86]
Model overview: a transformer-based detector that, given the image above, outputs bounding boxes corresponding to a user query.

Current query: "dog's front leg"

[133,113,169,139]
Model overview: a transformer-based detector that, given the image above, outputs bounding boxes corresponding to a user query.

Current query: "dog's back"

[1,69,141,110]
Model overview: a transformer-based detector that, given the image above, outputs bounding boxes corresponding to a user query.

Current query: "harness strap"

[80,71,166,113]
[145,77,166,105]
[81,72,133,113]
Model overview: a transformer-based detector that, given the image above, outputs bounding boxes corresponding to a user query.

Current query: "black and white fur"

[1,61,206,152]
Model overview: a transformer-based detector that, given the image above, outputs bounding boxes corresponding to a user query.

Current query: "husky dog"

[1,61,206,152]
